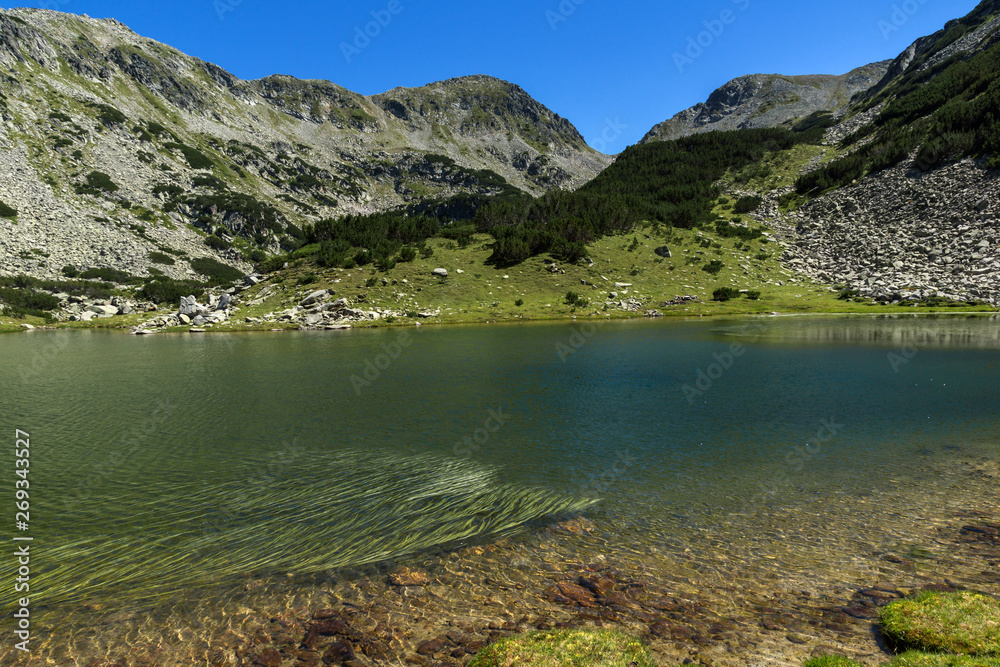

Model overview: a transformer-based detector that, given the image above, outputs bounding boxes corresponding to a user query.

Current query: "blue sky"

[5,0,983,151]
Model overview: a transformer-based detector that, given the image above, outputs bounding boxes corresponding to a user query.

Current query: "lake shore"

[12,453,998,667]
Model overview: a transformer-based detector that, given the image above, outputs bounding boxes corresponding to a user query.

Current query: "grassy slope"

[2,135,995,333]
[132,225,992,333]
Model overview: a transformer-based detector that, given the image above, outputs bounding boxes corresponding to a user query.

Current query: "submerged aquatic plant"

[17,451,597,608]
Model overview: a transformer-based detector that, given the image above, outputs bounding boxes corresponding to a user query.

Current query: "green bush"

[733,195,763,213]
[164,142,214,170]
[138,279,205,304]
[0,199,17,218]
[152,183,184,197]
[61,265,79,278]
[715,220,766,241]
[189,257,242,285]
[713,287,742,302]
[564,291,589,308]
[315,239,352,268]
[247,249,267,263]
[93,103,126,126]
[149,251,175,265]
[80,267,136,283]
[82,170,119,193]
[258,256,287,273]
[515,299,524,307]
[746,290,762,300]
[703,260,725,275]
[0,287,60,312]
[398,246,417,262]
[204,235,232,250]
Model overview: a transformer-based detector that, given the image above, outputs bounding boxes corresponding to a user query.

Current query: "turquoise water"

[2,315,999,617]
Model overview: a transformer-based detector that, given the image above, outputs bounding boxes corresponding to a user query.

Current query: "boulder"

[300,290,329,307]
[179,296,200,317]
[216,294,233,311]
[654,246,672,258]
[432,268,449,278]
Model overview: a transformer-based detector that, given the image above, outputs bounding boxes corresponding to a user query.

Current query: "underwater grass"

[16,452,597,609]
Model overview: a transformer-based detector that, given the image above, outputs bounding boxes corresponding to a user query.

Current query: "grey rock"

[654,246,672,258]
[432,268,449,278]
[300,290,329,307]
[179,296,200,317]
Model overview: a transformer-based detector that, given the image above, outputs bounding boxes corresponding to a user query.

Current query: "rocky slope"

[0,8,609,283]
[765,0,1000,306]
[767,159,999,305]
[640,63,890,144]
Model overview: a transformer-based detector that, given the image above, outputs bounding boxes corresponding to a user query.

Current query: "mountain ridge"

[0,7,608,281]
[640,62,892,144]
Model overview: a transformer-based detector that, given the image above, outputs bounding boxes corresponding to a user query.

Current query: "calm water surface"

[1,314,999,640]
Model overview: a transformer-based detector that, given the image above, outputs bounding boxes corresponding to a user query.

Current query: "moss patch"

[881,591,1000,656]
[807,654,1000,667]
[468,629,654,667]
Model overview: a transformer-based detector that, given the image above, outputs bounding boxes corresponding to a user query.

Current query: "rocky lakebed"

[10,455,1000,667]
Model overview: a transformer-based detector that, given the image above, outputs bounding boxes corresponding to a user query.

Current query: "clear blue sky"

[5,0,983,151]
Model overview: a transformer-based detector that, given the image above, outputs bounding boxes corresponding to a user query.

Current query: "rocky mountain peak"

[640,62,891,144]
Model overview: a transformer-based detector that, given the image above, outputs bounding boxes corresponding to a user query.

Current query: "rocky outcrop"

[641,62,890,143]
[861,0,1000,103]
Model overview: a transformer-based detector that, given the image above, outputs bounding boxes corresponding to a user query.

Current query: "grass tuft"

[880,591,1000,656]
[469,630,655,667]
